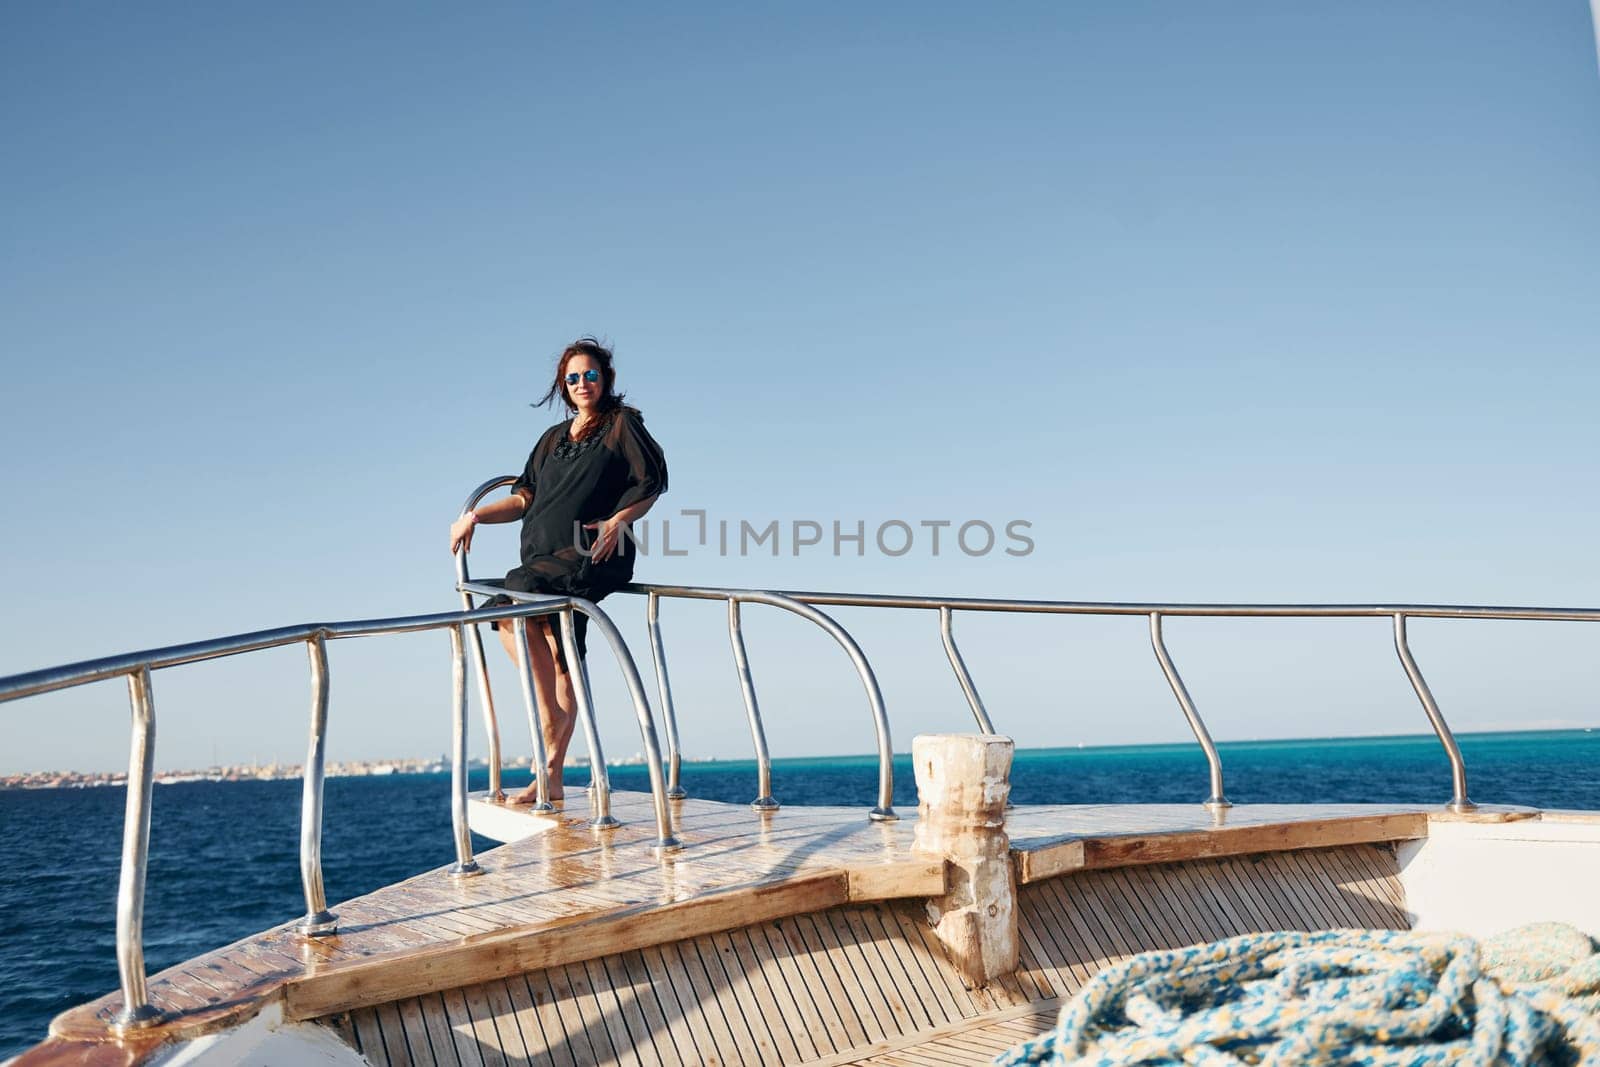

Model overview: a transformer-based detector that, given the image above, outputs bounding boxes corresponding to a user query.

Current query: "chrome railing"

[0,597,679,1032]
[627,585,1600,816]
[456,472,1600,821]
[635,584,899,819]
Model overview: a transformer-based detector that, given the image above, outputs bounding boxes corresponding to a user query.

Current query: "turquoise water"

[1,729,1596,1057]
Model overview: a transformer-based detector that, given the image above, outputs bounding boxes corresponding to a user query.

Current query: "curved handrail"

[617,582,898,820]
[455,474,519,801]
[743,589,898,820]
[560,606,618,829]
[572,595,680,843]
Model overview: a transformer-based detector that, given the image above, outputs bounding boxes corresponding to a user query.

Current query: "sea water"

[2,729,1597,1058]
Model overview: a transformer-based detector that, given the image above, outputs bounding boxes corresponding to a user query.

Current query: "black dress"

[487,405,667,660]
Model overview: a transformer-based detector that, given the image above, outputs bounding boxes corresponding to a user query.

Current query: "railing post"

[573,598,681,852]
[561,607,618,830]
[1149,612,1230,810]
[296,634,338,936]
[455,574,504,803]
[510,615,555,811]
[112,667,161,1031]
[940,606,996,733]
[462,614,504,803]
[647,592,687,799]
[1393,613,1475,813]
[447,624,482,878]
[728,598,780,811]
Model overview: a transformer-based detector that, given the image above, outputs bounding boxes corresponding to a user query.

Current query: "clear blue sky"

[3,3,1598,776]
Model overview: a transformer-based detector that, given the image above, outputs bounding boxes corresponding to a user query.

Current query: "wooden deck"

[21,794,1444,1065]
[329,841,1408,1066]
[42,792,943,1048]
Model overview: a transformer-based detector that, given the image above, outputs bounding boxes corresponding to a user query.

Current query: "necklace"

[554,414,607,461]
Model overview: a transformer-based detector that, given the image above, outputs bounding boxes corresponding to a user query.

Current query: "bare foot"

[508,781,564,805]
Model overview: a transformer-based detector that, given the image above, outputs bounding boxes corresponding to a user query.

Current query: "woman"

[448,338,667,803]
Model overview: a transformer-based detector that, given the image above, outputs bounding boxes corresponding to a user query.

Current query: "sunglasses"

[565,369,601,386]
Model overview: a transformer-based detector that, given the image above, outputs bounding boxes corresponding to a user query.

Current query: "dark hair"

[536,338,628,435]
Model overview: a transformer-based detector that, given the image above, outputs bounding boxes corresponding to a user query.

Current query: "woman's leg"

[496,620,577,802]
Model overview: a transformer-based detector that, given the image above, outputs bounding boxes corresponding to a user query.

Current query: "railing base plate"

[111,1004,164,1033]
[296,910,339,937]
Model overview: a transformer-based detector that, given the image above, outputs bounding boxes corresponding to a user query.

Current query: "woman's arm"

[585,493,659,563]
[449,488,532,554]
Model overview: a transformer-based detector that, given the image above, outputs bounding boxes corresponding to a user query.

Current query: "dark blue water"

[2,729,1596,1058]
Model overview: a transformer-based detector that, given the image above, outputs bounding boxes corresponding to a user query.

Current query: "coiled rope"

[998,923,1600,1066]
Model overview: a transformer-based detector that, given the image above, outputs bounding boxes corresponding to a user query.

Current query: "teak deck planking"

[21,795,1439,1066]
[337,842,1407,1066]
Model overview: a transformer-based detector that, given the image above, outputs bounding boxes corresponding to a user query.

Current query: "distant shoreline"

[0,751,675,792]
[4,726,1594,791]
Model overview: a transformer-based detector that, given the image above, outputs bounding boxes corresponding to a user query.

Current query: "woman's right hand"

[449,511,478,554]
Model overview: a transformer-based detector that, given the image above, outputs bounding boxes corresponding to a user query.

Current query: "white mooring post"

[912,733,1018,988]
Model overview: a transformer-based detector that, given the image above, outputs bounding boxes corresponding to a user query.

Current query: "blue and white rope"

[998,924,1600,1066]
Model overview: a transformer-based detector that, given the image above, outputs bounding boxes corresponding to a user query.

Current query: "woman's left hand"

[583,516,625,562]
